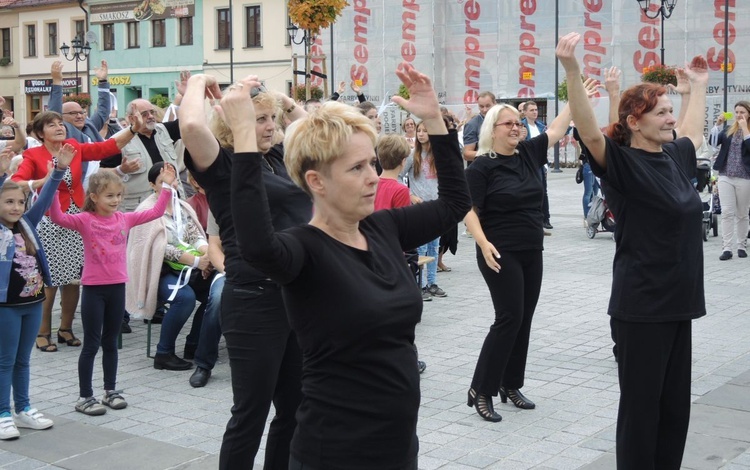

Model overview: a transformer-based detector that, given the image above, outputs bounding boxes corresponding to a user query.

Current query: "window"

[1,28,10,60]
[127,21,139,48]
[217,8,231,50]
[47,22,57,55]
[152,19,165,47]
[26,24,36,57]
[74,20,85,41]
[102,23,115,50]
[179,17,193,45]
[245,6,261,48]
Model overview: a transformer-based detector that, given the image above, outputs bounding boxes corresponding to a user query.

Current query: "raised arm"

[675,57,709,149]
[603,67,621,126]
[49,61,64,113]
[179,74,223,171]
[89,60,111,131]
[556,32,606,169]
[2,117,25,153]
[110,112,146,149]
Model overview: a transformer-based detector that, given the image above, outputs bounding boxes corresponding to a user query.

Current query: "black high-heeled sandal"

[499,387,536,410]
[35,335,58,352]
[467,388,502,422]
[57,329,82,347]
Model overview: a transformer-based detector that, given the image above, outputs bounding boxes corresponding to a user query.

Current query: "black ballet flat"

[467,388,502,422]
[499,387,536,410]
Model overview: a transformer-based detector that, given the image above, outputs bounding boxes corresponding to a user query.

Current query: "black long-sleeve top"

[230,132,470,470]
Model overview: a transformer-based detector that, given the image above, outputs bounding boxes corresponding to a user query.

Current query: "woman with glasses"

[464,81,597,422]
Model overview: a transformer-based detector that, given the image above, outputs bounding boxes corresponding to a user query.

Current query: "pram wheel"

[702,221,709,241]
[586,225,596,239]
[712,214,718,237]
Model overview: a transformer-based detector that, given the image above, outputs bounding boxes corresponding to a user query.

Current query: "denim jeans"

[194,274,225,370]
[418,237,440,288]
[157,272,197,355]
[582,162,600,217]
[0,303,42,414]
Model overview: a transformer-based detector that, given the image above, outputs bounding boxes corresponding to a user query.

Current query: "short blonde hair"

[377,134,410,170]
[477,104,520,155]
[210,91,279,151]
[284,101,377,197]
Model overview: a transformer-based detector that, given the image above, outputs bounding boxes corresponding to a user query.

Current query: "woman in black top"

[464,86,590,421]
[223,64,470,470]
[558,33,707,470]
[179,75,311,469]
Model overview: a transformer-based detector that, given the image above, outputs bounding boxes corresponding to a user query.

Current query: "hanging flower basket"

[292,84,323,102]
[63,93,92,109]
[641,65,677,87]
[287,0,349,34]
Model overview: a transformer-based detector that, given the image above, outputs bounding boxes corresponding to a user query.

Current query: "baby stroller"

[695,157,719,241]
[585,191,616,239]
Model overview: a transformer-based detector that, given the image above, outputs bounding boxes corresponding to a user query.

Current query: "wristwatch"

[285,103,296,114]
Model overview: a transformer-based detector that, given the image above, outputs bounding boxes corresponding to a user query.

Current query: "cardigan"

[712,129,750,175]
[12,139,119,212]
[0,168,65,302]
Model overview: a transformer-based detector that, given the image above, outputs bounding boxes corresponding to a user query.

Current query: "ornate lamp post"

[636,0,677,66]
[59,36,91,95]
[287,24,317,100]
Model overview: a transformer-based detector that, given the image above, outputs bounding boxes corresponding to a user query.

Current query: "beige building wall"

[202,0,296,94]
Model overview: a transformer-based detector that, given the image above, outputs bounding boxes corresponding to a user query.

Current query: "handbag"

[575,165,584,184]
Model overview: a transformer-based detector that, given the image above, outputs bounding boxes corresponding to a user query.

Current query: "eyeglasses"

[495,121,524,130]
[63,111,86,116]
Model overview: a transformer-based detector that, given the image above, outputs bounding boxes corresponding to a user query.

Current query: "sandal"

[57,329,82,347]
[35,335,58,352]
[437,265,452,272]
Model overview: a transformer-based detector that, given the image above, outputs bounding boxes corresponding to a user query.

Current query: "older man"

[110,98,183,211]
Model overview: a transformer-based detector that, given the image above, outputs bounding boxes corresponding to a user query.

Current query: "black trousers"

[611,318,692,470]
[78,284,125,398]
[471,249,543,395]
[289,455,418,470]
[219,280,303,470]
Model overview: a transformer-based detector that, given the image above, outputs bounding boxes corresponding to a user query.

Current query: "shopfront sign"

[92,76,132,86]
[91,0,195,24]
[24,78,81,94]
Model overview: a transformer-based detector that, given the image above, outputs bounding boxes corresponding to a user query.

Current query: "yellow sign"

[92,76,132,86]
[522,72,533,80]
[720,63,734,72]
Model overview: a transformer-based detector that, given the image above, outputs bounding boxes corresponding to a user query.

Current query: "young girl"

[0,147,73,440]
[49,146,175,416]
[401,121,447,300]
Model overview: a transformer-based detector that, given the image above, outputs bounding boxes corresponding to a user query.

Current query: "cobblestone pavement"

[1,168,749,469]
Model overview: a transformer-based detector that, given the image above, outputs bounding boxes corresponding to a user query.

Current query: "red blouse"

[13,138,119,213]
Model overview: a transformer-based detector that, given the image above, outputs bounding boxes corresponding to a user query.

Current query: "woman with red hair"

[558,32,708,470]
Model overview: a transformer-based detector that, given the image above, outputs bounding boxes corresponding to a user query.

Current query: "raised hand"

[684,55,709,86]
[583,77,601,98]
[0,148,13,175]
[392,63,441,123]
[668,68,690,95]
[51,61,64,82]
[350,81,362,95]
[218,76,262,130]
[159,160,177,186]
[336,80,346,94]
[737,114,749,135]
[57,143,76,170]
[602,67,621,96]
[95,60,108,81]
[128,110,145,133]
[176,70,191,96]
[556,32,582,73]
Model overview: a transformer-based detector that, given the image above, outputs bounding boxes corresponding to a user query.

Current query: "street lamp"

[287,24,318,100]
[59,36,91,95]
[636,0,677,66]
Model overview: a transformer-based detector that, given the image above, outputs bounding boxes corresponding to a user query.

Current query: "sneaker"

[417,361,427,374]
[75,397,107,416]
[12,407,53,430]
[427,284,447,298]
[101,391,127,410]
[421,289,432,302]
[719,251,733,261]
[0,415,20,440]
[738,249,747,258]
[543,221,554,230]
